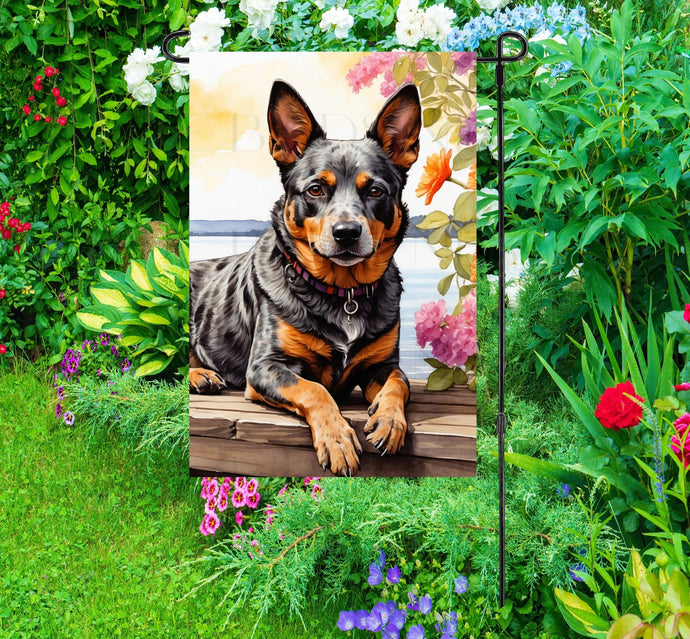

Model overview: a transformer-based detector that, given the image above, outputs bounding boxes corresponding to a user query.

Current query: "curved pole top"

[477,30,529,63]
[162,30,191,63]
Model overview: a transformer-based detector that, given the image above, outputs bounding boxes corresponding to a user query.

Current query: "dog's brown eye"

[368,186,383,198]
[307,185,324,197]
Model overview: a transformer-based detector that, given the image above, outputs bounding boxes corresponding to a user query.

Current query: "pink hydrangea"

[671,413,690,469]
[462,288,476,315]
[451,51,475,76]
[415,300,447,347]
[346,52,399,93]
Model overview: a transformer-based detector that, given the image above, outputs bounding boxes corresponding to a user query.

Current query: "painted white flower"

[131,80,157,106]
[422,4,456,45]
[239,0,280,34]
[320,7,354,39]
[476,125,491,151]
[123,46,163,88]
[475,0,510,12]
[190,8,231,50]
[395,10,425,47]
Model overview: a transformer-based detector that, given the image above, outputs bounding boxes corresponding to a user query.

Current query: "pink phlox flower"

[236,510,245,526]
[245,478,259,495]
[217,492,229,512]
[231,489,247,508]
[205,496,218,515]
[277,483,289,497]
[311,484,323,498]
[250,539,263,556]
[415,300,447,347]
[200,511,221,536]
[200,477,211,499]
[206,478,219,499]
[303,476,321,486]
[234,476,247,490]
[246,492,260,509]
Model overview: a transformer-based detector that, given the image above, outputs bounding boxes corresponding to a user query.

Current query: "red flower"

[33,82,42,92]
[0,202,9,212]
[13,245,20,253]
[28,95,35,102]
[8,218,18,228]
[22,104,31,114]
[45,116,51,123]
[56,96,67,107]
[594,381,645,431]
[0,289,5,298]
[45,66,54,77]
[58,116,67,126]
[684,303,690,323]
[0,214,5,223]
[34,114,42,122]
[22,222,31,232]
[54,68,59,75]
[0,345,6,355]
[35,75,43,82]
[1,229,10,240]
[676,383,690,392]
[52,87,60,97]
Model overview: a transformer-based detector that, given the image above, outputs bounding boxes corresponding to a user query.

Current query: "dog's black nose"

[332,221,362,247]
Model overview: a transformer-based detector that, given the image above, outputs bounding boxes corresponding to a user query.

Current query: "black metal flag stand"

[163,32,529,609]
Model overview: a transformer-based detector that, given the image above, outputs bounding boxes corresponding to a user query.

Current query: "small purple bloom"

[376,549,386,568]
[56,403,63,418]
[336,610,356,631]
[557,483,571,498]
[419,594,432,615]
[100,333,110,346]
[354,610,369,630]
[435,611,458,637]
[96,369,102,377]
[387,607,407,631]
[111,345,119,357]
[63,411,75,426]
[407,624,425,639]
[56,386,65,400]
[407,591,420,611]
[368,562,383,586]
[569,562,586,582]
[382,627,400,639]
[121,359,131,373]
[454,575,469,594]
[363,609,384,632]
[387,566,401,584]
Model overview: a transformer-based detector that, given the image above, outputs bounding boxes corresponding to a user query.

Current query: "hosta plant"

[76,243,189,378]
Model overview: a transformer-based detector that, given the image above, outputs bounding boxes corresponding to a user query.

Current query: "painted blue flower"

[454,575,469,594]
[407,624,425,639]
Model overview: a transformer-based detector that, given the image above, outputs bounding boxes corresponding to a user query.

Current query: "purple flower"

[435,611,458,637]
[407,591,420,611]
[459,108,477,145]
[386,607,407,631]
[418,594,432,614]
[96,369,102,377]
[337,610,356,631]
[368,561,383,586]
[354,610,369,630]
[100,333,110,346]
[56,403,63,418]
[569,562,586,582]
[407,624,425,639]
[454,575,469,594]
[111,345,119,357]
[63,411,75,426]
[387,566,401,584]
[121,359,131,373]
[556,483,571,498]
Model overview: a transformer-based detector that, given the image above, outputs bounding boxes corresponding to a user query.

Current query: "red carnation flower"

[22,104,31,114]
[1,229,10,240]
[45,66,54,77]
[684,304,690,323]
[0,344,6,355]
[594,381,645,431]
[35,75,43,82]
[22,222,31,232]
[33,82,42,92]
[34,114,42,122]
[52,87,60,97]
[58,116,67,126]
[56,96,67,107]
[8,218,18,228]
[44,116,51,123]
[28,95,35,102]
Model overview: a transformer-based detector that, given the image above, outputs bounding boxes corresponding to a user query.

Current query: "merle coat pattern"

[190,80,422,476]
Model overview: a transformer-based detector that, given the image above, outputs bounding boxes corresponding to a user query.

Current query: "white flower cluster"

[239,0,281,36]
[320,6,354,39]
[123,46,164,106]
[475,0,510,12]
[189,7,231,51]
[395,0,456,47]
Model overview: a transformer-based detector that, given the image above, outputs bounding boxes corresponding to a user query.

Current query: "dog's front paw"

[190,367,227,394]
[311,410,362,477]
[364,394,407,455]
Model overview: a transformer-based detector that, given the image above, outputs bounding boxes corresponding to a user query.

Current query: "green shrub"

[76,243,189,378]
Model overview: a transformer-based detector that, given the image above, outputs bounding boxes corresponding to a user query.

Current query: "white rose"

[395,10,425,47]
[190,21,224,51]
[169,68,189,92]
[422,4,456,45]
[131,80,157,106]
[397,0,419,18]
[320,7,354,39]
[124,62,152,88]
[194,7,231,29]
[240,0,279,33]
[475,0,510,12]
[476,125,491,151]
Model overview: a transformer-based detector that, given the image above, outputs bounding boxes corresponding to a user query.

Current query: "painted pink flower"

[451,51,475,76]
[246,492,260,509]
[232,489,247,508]
[205,496,218,515]
[236,510,245,526]
[431,312,476,367]
[671,413,690,469]
[245,478,258,495]
[415,300,447,348]
[346,52,399,93]
[462,288,476,315]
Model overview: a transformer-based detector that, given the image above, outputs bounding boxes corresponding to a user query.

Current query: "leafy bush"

[77,244,189,378]
[499,2,688,322]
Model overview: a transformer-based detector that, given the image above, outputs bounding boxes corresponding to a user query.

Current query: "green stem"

[603,232,624,309]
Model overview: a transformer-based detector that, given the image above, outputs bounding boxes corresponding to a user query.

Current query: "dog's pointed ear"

[267,81,324,167]
[367,84,421,170]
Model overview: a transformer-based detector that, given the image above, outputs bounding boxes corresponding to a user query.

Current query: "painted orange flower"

[467,163,477,190]
[415,148,452,205]
[470,252,477,283]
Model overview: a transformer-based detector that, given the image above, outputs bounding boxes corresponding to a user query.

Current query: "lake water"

[190,235,449,379]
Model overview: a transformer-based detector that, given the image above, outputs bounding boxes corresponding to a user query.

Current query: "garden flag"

[188,52,477,478]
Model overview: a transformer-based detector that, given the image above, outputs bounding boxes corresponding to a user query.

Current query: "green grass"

[0,363,341,638]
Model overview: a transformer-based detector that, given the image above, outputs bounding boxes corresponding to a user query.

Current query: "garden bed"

[190,380,476,477]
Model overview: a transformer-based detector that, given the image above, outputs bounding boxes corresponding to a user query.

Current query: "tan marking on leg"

[363,369,409,454]
[190,367,226,394]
